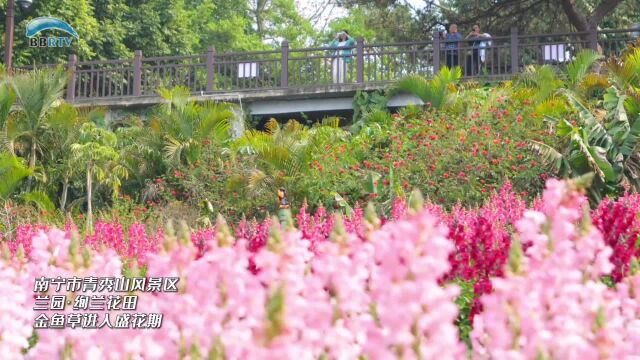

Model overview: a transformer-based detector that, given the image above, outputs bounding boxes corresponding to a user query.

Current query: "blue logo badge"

[26,17,78,48]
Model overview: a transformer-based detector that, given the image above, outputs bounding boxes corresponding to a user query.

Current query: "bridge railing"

[14,27,639,102]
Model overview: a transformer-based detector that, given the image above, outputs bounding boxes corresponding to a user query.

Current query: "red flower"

[493,139,501,145]
[443,172,450,179]
[520,191,527,197]
[516,115,523,123]
[458,171,466,178]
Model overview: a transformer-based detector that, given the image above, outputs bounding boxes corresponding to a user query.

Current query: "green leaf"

[364,171,382,194]
[0,152,32,199]
[20,191,55,212]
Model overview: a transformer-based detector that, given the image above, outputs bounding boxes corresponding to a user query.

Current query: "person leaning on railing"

[465,24,491,76]
[329,30,355,84]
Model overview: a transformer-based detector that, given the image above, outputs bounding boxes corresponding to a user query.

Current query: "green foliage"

[533,88,640,204]
[228,118,348,213]
[350,90,389,133]
[0,152,32,199]
[393,67,462,109]
[454,279,474,350]
[20,191,55,212]
[566,50,602,89]
[7,68,68,168]
[300,87,548,210]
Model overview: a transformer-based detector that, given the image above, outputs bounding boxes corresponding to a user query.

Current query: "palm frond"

[566,50,601,87]
[0,152,32,198]
[20,191,55,212]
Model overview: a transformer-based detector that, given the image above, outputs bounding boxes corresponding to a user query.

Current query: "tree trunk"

[560,0,624,31]
[60,177,69,213]
[27,140,37,190]
[29,141,37,169]
[86,167,93,233]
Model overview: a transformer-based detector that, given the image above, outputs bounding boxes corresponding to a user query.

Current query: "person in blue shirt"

[443,24,462,69]
[329,30,355,83]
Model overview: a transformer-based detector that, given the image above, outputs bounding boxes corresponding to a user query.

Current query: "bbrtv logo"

[26,17,79,47]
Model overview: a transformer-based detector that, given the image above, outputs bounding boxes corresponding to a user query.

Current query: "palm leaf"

[0,82,16,130]
[0,152,32,198]
[20,191,55,212]
[566,50,601,87]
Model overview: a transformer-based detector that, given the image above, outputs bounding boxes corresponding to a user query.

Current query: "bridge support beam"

[66,54,77,103]
[133,50,142,97]
[510,27,519,75]
[207,47,215,92]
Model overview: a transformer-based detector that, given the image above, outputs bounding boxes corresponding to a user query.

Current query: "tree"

[322,2,424,44]
[43,103,87,212]
[346,0,636,36]
[152,86,234,167]
[71,122,128,231]
[7,68,67,170]
[559,0,625,32]
[1,0,101,65]
[230,118,346,203]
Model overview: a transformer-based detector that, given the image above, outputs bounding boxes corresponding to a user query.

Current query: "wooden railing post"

[281,41,289,88]
[510,27,519,75]
[588,25,598,52]
[356,38,364,83]
[66,54,77,103]
[433,30,440,74]
[133,50,142,96]
[206,46,215,92]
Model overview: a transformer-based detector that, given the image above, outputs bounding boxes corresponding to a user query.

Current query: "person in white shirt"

[329,31,355,83]
[465,24,491,76]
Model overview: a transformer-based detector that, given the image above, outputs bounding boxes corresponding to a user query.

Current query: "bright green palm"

[0,152,32,199]
[393,66,462,109]
[154,86,234,166]
[7,68,67,168]
[231,118,347,198]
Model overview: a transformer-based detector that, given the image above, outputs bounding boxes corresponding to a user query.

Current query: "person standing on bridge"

[443,24,462,70]
[329,30,355,84]
[465,24,491,76]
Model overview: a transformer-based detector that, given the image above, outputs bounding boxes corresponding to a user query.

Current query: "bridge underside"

[77,83,425,120]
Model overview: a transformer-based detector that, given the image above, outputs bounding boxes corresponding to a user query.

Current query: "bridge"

[16,27,639,117]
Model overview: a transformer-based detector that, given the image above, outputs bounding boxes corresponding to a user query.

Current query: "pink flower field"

[2,179,640,359]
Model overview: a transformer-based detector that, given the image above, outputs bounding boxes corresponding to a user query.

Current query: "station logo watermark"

[26,17,79,48]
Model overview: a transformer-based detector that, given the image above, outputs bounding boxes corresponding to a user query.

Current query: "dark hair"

[342,30,349,35]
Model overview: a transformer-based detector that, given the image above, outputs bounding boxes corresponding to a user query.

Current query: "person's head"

[472,24,481,33]
[338,30,349,41]
[449,24,458,33]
